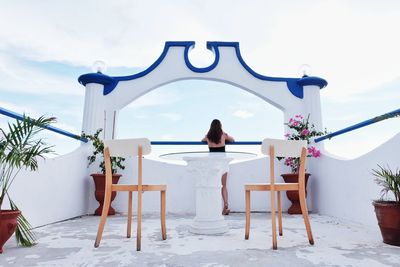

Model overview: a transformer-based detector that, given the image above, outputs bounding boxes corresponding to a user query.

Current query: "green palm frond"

[9,197,36,247]
[1,115,55,246]
[372,164,400,203]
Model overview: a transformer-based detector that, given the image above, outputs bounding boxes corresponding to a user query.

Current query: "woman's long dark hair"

[207,119,223,144]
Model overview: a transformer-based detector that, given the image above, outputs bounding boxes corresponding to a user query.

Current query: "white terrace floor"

[1,213,399,267]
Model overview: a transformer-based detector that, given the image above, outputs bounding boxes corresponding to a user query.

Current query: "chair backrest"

[103,138,151,188]
[104,138,151,157]
[261,138,307,185]
[261,138,307,158]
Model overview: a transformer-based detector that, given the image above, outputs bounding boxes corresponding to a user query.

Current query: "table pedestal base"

[190,217,228,235]
[184,155,233,235]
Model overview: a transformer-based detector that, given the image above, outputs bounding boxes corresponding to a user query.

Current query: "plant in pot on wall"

[372,165,400,246]
[82,129,125,216]
[281,114,327,214]
[0,116,55,253]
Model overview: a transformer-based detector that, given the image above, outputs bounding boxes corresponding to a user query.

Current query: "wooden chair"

[244,138,314,249]
[94,138,167,251]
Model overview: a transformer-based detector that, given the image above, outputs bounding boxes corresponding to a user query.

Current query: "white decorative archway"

[78,41,327,140]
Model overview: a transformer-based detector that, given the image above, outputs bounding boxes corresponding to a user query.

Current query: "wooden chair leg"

[245,190,251,240]
[137,191,142,251]
[277,191,283,236]
[271,189,277,250]
[161,190,167,240]
[94,187,112,248]
[299,189,314,245]
[127,191,133,238]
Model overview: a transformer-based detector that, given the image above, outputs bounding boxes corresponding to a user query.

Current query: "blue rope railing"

[0,107,262,145]
[7,104,397,146]
[150,141,261,145]
[314,107,400,143]
[0,106,88,143]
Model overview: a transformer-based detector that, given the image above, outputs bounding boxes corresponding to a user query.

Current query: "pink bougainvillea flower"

[307,146,321,158]
[300,129,310,136]
[284,157,293,167]
[283,114,326,172]
[291,121,299,127]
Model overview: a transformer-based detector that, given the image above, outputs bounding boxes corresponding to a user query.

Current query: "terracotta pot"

[0,210,21,253]
[91,173,122,216]
[373,201,400,246]
[281,173,311,214]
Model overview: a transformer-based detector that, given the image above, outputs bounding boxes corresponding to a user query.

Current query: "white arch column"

[80,74,119,140]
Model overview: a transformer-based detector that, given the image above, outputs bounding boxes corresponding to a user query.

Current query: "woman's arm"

[224,133,235,142]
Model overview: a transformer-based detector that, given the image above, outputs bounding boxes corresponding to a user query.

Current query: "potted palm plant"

[281,114,327,214]
[0,115,55,253]
[372,165,400,246]
[82,129,125,215]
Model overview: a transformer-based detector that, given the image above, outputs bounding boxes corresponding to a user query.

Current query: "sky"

[0,0,399,158]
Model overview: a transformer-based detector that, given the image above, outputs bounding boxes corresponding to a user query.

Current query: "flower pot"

[0,210,21,253]
[91,173,122,216]
[373,201,400,246]
[281,173,311,214]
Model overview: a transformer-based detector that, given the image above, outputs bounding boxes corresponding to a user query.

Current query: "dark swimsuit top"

[209,146,226,152]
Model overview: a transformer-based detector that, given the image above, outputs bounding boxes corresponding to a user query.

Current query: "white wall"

[8,145,90,228]
[104,156,298,215]
[310,133,400,226]
[8,133,397,228]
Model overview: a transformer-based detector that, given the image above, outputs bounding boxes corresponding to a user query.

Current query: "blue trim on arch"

[211,42,305,98]
[183,42,220,73]
[78,72,118,95]
[297,76,328,89]
[77,41,328,98]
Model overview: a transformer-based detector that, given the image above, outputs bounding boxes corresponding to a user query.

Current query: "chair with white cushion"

[94,138,167,251]
[244,138,314,249]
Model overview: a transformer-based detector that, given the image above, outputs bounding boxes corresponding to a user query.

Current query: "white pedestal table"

[160,151,256,235]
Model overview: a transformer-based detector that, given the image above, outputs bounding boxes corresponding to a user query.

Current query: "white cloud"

[233,110,254,119]
[160,113,182,121]
[0,53,83,96]
[1,1,399,102]
[0,101,38,117]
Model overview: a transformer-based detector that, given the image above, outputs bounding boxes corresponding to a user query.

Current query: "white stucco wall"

[7,133,398,229]
[7,146,90,228]
[309,133,400,226]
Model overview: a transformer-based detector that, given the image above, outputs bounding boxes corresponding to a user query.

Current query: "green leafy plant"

[0,115,55,246]
[372,165,400,203]
[81,129,125,174]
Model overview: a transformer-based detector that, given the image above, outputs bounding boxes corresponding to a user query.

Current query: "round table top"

[159,151,257,161]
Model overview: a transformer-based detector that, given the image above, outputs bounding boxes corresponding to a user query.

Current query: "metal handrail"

[314,108,400,143]
[0,106,88,143]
